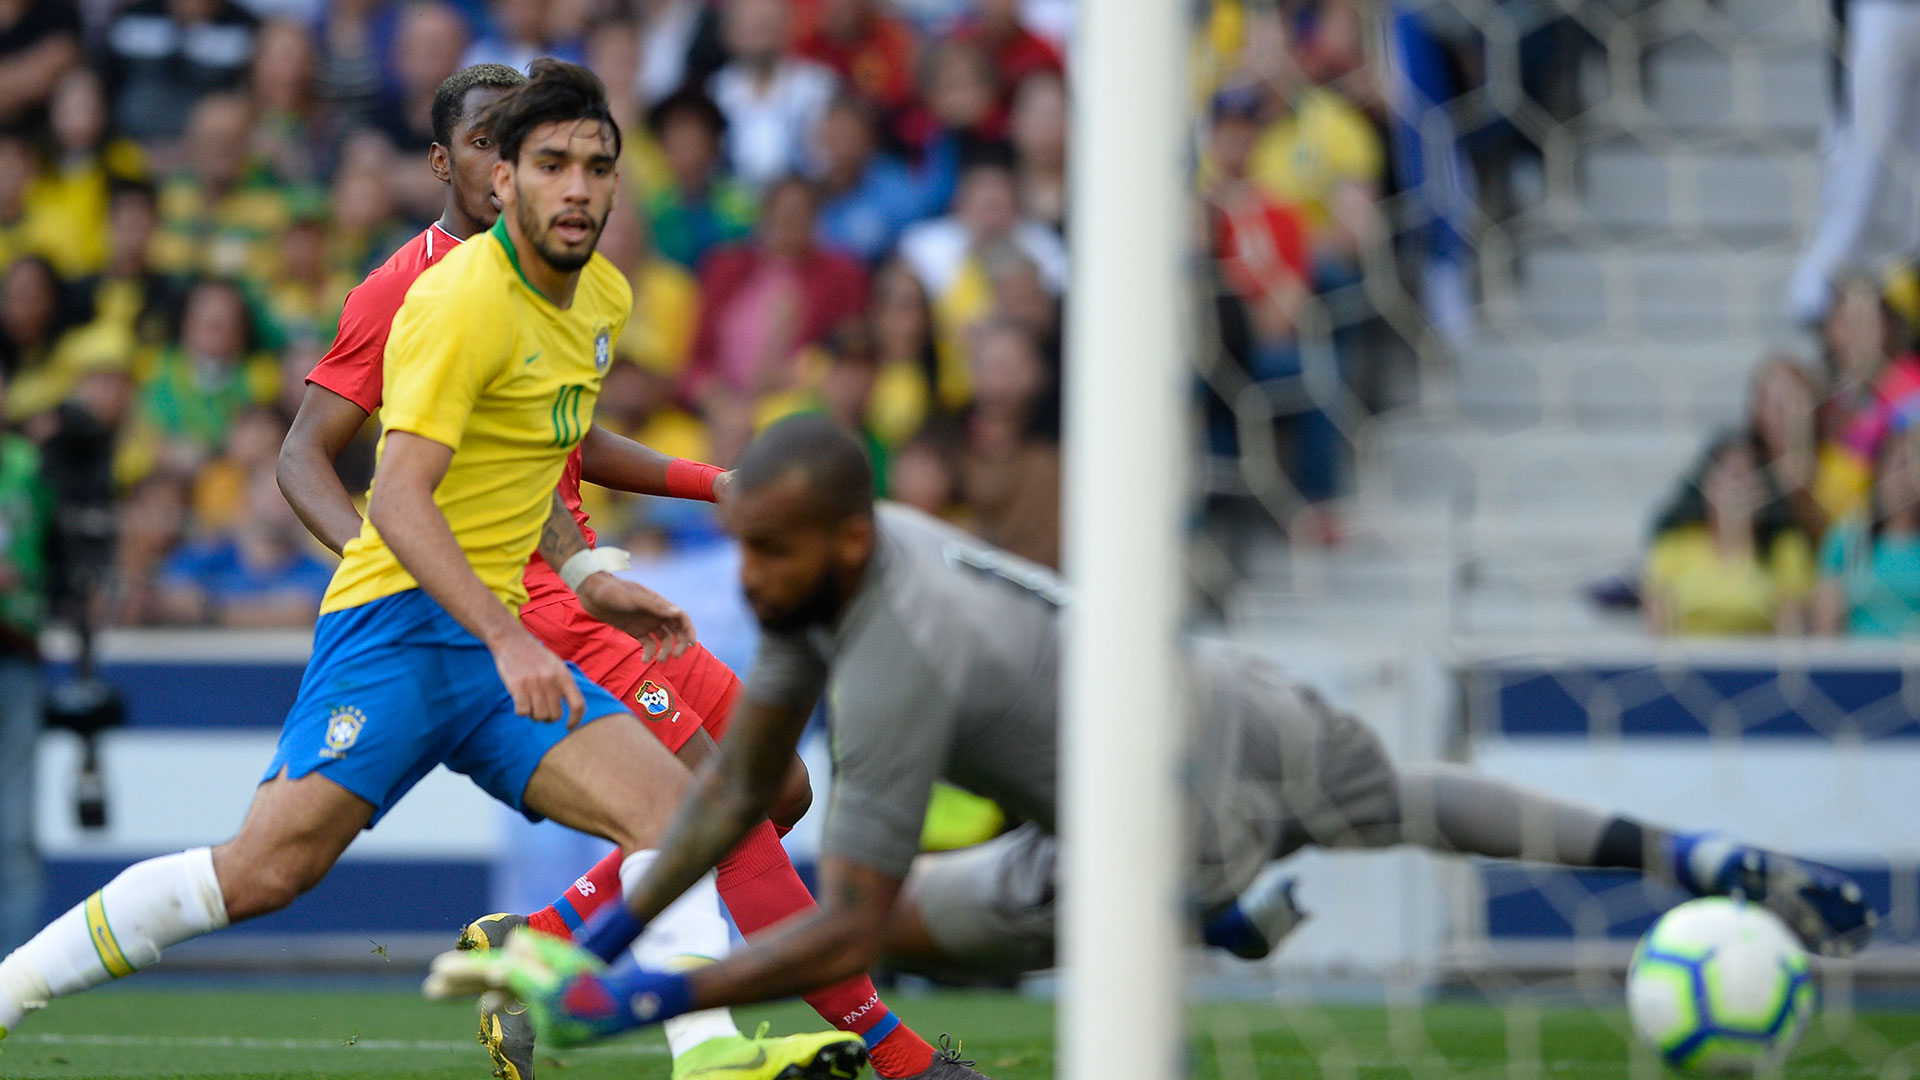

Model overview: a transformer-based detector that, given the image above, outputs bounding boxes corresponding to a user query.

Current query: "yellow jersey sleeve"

[380,266,514,449]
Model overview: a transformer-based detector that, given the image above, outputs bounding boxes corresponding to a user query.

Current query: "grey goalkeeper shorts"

[904,645,1402,975]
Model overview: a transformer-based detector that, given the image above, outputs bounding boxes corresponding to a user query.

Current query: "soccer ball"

[1627,897,1815,1073]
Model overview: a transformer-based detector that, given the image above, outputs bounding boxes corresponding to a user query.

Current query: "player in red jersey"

[277,65,978,1080]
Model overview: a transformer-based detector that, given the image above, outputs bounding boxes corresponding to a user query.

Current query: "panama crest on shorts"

[322,705,367,759]
[634,680,678,723]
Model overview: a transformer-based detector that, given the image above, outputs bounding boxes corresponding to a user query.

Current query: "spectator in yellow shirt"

[127,277,279,481]
[0,131,60,269]
[865,260,939,450]
[249,18,337,189]
[1246,82,1384,273]
[65,180,185,376]
[263,210,354,349]
[150,93,293,286]
[597,200,700,382]
[578,203,708,530]
[1645,434,1815,635]
[26,68,147,279]
[322,132,414,285]
[0,254,91,422]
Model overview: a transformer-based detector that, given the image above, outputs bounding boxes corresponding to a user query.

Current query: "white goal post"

[1059,0,1186,1078]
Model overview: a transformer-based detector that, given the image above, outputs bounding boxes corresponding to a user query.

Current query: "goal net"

[1146,0,1920,1070]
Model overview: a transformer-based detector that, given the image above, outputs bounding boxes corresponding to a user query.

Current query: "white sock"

[619,851,739,1056]
[0,848,227,1030]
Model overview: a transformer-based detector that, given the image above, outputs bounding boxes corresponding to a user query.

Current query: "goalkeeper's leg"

[1394,764,1872,955]
[1205,659,1873,958]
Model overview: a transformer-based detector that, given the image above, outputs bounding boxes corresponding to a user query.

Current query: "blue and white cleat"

[1673,833,1875,957]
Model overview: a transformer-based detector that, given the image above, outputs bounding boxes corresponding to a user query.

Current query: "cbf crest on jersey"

[593,323,612,373]
[322,705,367,759]
[635,680,672,717]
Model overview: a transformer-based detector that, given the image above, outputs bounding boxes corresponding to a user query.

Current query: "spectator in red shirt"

[688,177,869,460]
[793,0,919,113]
[1206,87,1342,510]
[956,0,1065,103]
[894,37,1009,166]
[1208,90,1311,360]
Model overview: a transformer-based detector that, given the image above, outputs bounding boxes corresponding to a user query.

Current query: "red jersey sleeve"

[306,270,409,414]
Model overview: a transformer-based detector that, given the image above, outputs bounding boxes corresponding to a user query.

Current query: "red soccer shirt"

[956,20,1066,99]
[307,222,462,414]
[792,0,918,110]
[304,221,592,610]
[1211,188,1311,304]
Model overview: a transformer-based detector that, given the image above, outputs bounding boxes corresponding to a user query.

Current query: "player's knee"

[216,841,332,920]
[221,861,308,920]
[769,756,812,830]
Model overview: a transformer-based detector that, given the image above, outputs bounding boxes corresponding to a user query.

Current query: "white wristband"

[559,546,631,592]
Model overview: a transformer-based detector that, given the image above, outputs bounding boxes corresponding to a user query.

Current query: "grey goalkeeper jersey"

[745,504,1069,877]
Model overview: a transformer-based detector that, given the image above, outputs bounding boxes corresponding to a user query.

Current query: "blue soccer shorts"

[264,589,630,825]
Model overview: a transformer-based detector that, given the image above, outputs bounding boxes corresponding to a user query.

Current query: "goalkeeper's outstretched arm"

[616,691,902,1009]
[681,856,902,1008]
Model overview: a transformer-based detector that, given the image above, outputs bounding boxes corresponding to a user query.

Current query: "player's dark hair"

[735,416,875,525]
[481,58,622,164]
[431,63,529,148]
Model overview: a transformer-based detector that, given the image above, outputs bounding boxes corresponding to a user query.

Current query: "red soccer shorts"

[518,596,742,752]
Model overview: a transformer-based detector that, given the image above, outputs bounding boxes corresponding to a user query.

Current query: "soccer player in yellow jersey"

[0,61,867,1080]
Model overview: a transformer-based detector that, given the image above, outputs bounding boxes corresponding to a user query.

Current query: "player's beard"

[516,192,604,273]
[752,565,849,634]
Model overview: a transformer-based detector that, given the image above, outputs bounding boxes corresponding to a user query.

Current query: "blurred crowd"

[1643,275,1920,638]
[0,0,1522,642]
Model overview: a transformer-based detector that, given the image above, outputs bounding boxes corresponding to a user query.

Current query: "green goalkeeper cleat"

[671,1022,869,1080]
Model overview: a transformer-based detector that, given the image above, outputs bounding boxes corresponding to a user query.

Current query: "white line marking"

[10,1032,667,1057]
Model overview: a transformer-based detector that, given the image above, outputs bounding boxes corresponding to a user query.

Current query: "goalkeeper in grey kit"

[430,415,1873,1046]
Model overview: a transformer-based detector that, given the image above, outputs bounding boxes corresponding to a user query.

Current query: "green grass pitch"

[3,986,1919,1079]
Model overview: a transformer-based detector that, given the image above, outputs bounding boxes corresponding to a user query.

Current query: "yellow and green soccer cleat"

[428,930,627,1048]
[424,933,869,1078]
[456,912,538,1080]
[672,1022,868,1080]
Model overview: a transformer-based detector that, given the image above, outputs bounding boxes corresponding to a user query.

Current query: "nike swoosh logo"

[523,351,542,365]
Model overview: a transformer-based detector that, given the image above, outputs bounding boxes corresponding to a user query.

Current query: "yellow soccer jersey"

[321,217,632,615]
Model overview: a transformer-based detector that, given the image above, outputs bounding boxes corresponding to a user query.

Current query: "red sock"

[527,847,626,940]
[717,821,936,1078]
